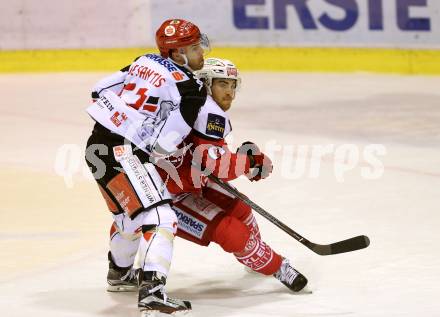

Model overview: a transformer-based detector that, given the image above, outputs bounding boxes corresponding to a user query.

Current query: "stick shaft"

[208,175,370,256]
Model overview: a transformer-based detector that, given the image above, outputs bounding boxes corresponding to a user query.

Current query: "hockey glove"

[237,141,273,182]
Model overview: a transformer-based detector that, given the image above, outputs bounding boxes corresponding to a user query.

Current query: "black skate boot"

[137,271,191,316]
[107,252,138,292]
[274,258,308,292]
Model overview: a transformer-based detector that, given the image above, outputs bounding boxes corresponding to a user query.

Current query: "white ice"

[1,73,439,317]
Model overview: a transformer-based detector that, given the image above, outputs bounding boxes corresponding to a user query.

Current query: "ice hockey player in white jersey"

[88,19,210,156]
[85,18,212,315]
[157,58,308,293]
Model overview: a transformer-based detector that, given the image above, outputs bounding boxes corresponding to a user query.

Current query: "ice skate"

[274,258,308,292]
[138,271,191,316]
[107,252,138,292]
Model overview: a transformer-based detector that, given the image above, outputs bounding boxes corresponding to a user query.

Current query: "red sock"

[234,233,282,275]
[225,199,283,275]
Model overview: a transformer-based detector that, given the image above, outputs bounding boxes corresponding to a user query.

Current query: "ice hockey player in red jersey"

[161,57,309,293]
[85,18,212,315]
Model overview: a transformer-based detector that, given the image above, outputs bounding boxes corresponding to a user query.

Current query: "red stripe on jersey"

[142,104,158,112]
[124,83,136,91]
[143,231,154,241]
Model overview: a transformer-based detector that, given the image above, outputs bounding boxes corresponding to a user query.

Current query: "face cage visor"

[200,33,211,56]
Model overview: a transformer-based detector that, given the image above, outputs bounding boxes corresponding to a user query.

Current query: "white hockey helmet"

[195,58,241,94]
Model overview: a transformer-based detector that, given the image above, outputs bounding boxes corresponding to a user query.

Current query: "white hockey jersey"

[87,54,207,154]
[160,94,253,195]
[193,94,232,140]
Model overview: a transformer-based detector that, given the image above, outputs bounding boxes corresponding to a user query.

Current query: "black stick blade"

[311,235,370,256]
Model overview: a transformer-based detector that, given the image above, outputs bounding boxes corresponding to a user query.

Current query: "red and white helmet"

[155,19,210,58]
[195,58,242,94]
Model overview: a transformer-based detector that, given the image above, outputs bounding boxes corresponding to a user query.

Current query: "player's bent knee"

[212,216,250,253]
[228,199,252,221]
[143,204,178,235]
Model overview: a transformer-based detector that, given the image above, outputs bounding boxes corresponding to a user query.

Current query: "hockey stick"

[208,174,370,256]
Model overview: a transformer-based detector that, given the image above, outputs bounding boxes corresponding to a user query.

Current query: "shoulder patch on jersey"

[206,113,226,138]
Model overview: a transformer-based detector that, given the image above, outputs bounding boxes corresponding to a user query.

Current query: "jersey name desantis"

[206,113,226,138]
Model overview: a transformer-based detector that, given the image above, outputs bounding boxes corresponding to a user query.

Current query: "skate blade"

[107,285,138,292]
[141,310,192,317]
[297,286,313,295]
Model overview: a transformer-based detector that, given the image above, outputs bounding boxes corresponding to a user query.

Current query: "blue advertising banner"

[151,0,440,48]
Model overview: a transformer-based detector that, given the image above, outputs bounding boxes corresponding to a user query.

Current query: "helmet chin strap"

[181,54,195,73]
[206,79,213,95]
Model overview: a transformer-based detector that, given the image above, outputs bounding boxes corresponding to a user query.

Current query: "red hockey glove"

[237,141,273,182]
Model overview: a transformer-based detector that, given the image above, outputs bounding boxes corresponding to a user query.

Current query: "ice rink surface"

[1,72,439,317]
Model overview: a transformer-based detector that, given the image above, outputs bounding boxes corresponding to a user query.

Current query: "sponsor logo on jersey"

[206,113,226,138]
[145,54,179,73]
[113,145,126,159]
[110,111,127,127]
[173,208,207,239]
[98,94,114,111]
[113,145,133,162]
